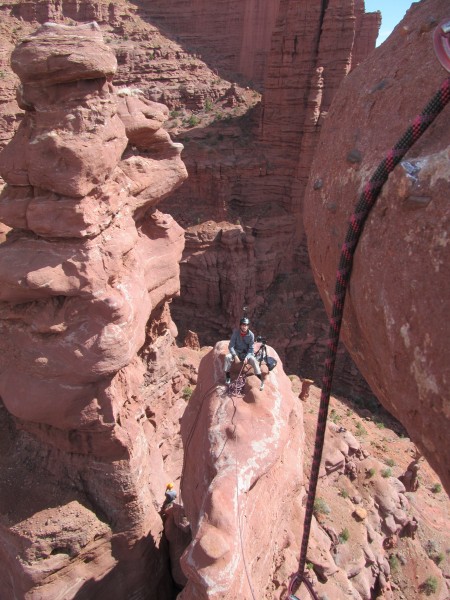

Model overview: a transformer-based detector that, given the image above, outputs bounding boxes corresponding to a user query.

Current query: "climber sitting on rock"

[224,316,264,390]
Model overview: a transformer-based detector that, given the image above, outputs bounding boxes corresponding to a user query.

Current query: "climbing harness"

[287,57,450,600]
[227,339,276,396]
[433,19,450,72]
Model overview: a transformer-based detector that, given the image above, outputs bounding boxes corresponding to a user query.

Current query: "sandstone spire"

[0,21,187,598]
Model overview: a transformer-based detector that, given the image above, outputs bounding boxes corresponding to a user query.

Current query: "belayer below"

[161,482,177,512]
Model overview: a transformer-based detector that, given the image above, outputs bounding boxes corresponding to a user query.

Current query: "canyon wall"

[0,22,188,598]
[304,0,450,492]
[0,0,381,400]
[0,0,244,152]
[131,0,281,89]
[1,2,449,598]
[158,0,381,401]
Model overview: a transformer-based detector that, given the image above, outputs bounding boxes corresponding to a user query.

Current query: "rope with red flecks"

[288,75,450,600]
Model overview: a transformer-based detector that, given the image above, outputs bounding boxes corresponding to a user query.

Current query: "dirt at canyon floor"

[280,373,450,600]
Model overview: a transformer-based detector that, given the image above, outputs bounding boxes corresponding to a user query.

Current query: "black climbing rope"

[288,74,450,599]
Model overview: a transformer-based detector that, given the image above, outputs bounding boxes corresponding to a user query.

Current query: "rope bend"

[289,74,450,599]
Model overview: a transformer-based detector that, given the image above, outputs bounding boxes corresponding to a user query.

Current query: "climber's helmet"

[166,482,174,490]
[240,317,250,331]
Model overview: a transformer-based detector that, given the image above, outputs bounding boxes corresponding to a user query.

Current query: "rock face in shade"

[177,220,259,335]
[353,0,382,67]
[303,0,450,493]
[178,342,304,599]
[131,0,281,89]
[0,22,187,599]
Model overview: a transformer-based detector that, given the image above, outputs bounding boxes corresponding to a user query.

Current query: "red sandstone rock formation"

[0,22,187,598]
[0,5,448,600]
[132,0,281,89]
[178,341,304,599]
[174,346,450,599]
[263,0,379,204]
[298,385,450,599]
[163,503,192,588]
[353,0,381,68]
[159,0,380,401]
[0,0,248,156]
[0,1,380,400]
[177,220,258,339]
[304,0,450,493]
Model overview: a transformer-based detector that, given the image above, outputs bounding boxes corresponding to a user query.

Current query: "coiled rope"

[288,74,450,599]
[228,361,247,396]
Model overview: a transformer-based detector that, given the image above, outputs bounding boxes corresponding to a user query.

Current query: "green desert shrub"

[182,386,193,401]
[421,576,438,595]
[313,497,331,516]
[339,528,350,543]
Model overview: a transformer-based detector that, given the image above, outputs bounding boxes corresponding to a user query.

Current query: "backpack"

[264,356,277,371]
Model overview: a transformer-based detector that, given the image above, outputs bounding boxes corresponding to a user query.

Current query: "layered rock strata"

[304,0,450,492]
[131,0,281,89]
[160,0,380,401]
[0,0,248,154]
[0,22,187,598]
[0,1,381,401]
[299,384,450,599]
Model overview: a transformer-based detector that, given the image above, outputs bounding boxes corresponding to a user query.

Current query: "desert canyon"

[0,1,449,600]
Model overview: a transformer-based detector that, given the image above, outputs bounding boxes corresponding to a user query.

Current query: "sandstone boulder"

[178,341,304,599]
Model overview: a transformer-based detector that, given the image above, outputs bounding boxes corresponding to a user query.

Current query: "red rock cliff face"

[132,0,281,89]
[9,0,122,23]
[262,0,380,204]
[353,0,381,67]
[0,22,188,598]
[0,2,380,403]
[159,0,380,402]
[0,0,136,153]
[0,0,257,151]
[304,0,450,492]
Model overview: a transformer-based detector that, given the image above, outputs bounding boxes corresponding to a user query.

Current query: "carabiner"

[433,19,450,72]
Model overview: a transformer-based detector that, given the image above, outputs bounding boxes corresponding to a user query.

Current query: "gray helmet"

[240,317,250,325]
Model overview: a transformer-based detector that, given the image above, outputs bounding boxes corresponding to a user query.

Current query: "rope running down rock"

[288,74,450,599]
